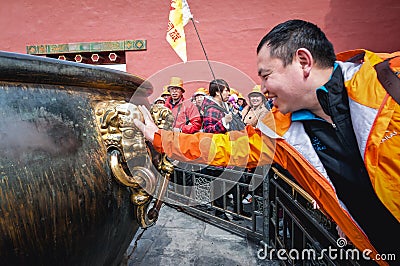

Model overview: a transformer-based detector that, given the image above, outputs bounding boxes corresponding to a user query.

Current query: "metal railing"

[164,163,266,240]
[164,163,369,265]
[267,166,366,265]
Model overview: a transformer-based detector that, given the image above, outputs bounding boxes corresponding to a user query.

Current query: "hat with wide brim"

[248,85,265,98]
[229,87,239,96]
[193,87,208,96]
[167,77,185,93]
[161,86,171,97]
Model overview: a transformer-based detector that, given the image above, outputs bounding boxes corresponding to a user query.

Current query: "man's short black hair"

[257,19,336,68]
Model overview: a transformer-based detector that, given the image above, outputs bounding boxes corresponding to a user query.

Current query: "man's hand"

[133,105,159,143]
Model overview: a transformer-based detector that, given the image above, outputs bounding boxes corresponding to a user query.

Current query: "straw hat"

[248,85,264,98]
[167,77,185,92]
[193,87,208,96]
[238,93,245,100]
[161,86,171,97]
[229,87,239,96]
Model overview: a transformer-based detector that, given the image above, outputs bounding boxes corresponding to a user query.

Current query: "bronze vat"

[0,51,167,265]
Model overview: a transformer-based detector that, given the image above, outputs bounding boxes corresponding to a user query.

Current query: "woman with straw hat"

[242,85,269,127]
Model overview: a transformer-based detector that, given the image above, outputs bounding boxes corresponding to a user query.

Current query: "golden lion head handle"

[95,101,174,228]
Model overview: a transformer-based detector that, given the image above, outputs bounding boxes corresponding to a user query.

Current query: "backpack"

[337,50,400,105]
[203,104,246,131]
[374,56,400,104]
[229,111,246,131]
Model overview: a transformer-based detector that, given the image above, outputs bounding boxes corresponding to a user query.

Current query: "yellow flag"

[167,0,192,62]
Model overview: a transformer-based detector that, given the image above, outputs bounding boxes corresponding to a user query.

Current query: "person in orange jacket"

[135,19,399,263]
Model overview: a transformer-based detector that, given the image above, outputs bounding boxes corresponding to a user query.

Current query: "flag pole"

[190,17,230,111]
[190,18,216,80]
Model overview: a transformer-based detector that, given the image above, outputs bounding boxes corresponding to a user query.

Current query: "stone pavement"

[125,205,279,266]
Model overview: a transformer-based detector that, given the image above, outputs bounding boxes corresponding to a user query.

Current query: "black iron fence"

[267,166,372,266]
[163,162,375,265]
[164,162,266,239]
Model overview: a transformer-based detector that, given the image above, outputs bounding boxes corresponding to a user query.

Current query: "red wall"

[0,0,398,100]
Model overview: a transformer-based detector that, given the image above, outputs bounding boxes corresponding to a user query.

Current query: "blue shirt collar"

[292,109,324,122]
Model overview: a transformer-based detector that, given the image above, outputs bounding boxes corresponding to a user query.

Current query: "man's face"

[169,87,184,101]
[257,45,305,114]
[221,88,230,102]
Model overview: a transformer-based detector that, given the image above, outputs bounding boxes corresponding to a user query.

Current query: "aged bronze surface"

[0,51,156,266]
[94,101,175,228]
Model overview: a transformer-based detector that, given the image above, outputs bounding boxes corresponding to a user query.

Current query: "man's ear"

[296,48,313,78]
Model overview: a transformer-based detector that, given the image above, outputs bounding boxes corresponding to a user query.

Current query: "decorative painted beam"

[26,40,147,55]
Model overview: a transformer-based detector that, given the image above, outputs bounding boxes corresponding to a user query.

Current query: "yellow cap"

[238,93,245,100]
[193,87,208,96]
[229,87,239,96]
[248,85,264,98]
[167,76,185,92]
[161,86,171,97]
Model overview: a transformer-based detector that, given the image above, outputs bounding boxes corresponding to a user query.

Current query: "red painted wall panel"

[0,0,398,99]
